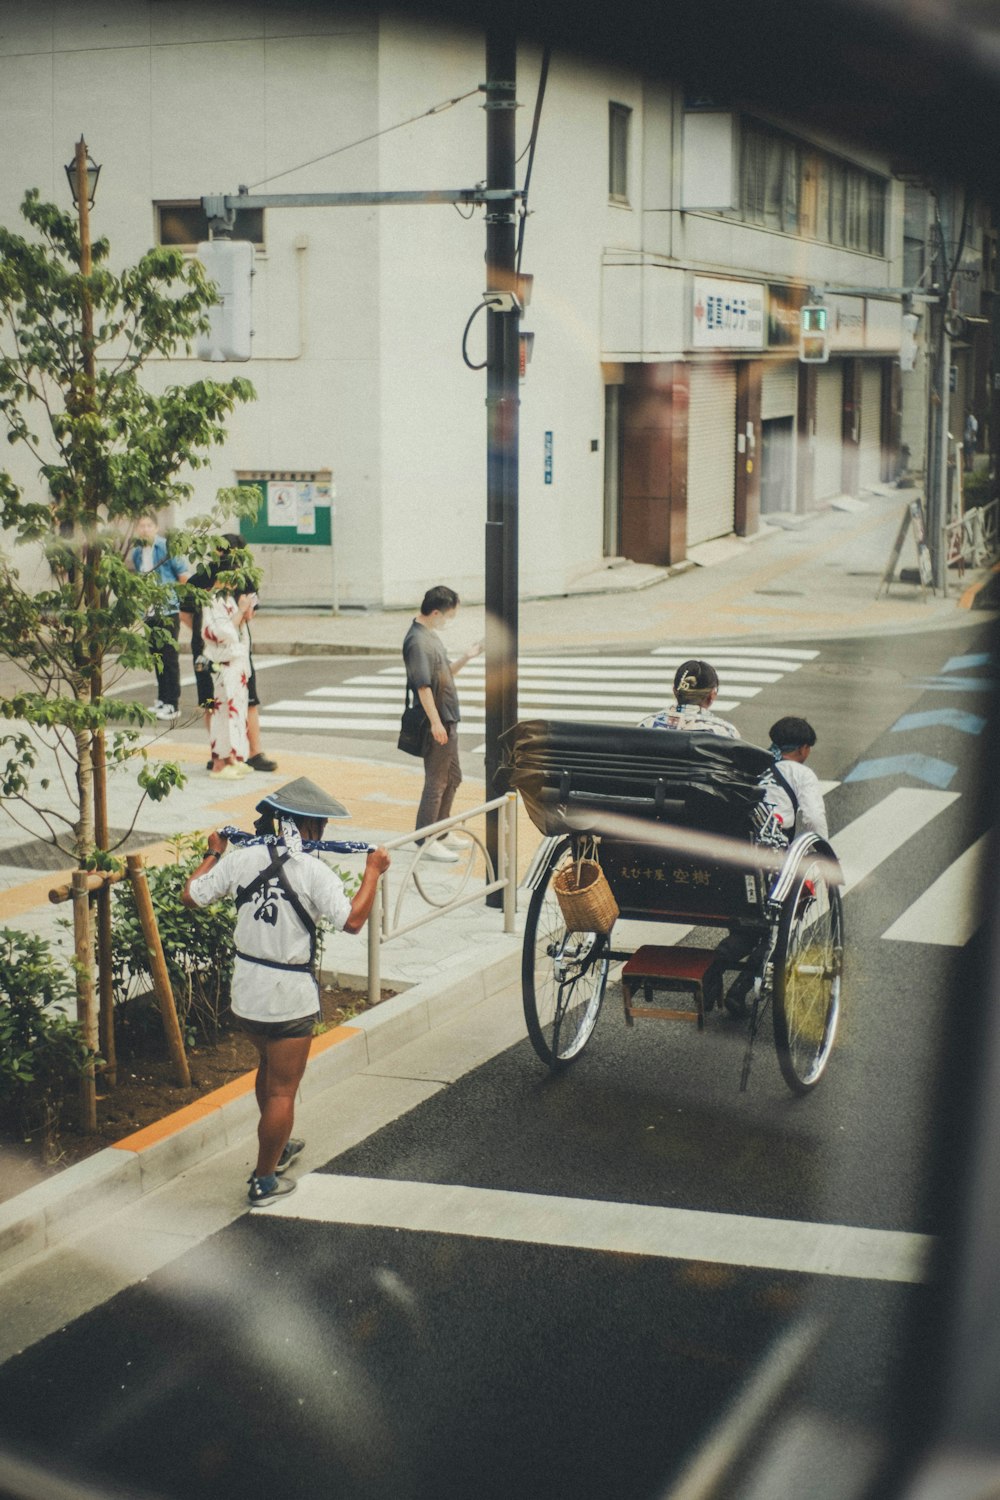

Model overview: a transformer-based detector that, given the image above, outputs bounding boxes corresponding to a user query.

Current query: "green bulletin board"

[236,470,333,547]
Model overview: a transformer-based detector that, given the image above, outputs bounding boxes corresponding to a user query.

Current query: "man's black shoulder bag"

[398,683,428,757]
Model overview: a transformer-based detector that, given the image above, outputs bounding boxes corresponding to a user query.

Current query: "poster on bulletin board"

[234,469,337,609]
[237,470,333,547]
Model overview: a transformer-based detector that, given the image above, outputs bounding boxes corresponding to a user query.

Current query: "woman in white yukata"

[200,535,256,780]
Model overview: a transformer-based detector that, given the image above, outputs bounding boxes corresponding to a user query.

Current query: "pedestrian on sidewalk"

[199,536,256,779]
[402,585,482,863]
[964,409,979,473]
[182,538,278,774]
[181,777,390,1207]
[638,659,740,739]
[125,513,191,722]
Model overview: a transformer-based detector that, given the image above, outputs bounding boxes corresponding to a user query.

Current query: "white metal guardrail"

[365,792,518,1005]
[941,499,999,595]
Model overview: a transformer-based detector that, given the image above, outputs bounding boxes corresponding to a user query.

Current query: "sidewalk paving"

[245,485,992,658]
[0,482,995,1285]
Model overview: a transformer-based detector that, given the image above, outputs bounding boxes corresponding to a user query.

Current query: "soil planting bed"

[0,983,391,1205]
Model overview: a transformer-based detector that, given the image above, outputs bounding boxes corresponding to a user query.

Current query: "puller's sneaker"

[247,1173,297,1206]
[275,1138,305,1175]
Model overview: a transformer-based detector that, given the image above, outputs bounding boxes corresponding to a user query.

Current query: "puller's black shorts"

[236,1011,320,1041]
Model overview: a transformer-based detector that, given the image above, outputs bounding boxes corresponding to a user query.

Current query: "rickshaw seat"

[499,720,774,838]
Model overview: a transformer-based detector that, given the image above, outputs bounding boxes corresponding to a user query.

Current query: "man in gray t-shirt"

[402,584,481,861]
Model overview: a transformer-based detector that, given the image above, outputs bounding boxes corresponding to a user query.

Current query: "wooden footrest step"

[620,945,717,1030]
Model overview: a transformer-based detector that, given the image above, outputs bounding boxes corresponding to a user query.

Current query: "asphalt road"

[0,620,995,1500]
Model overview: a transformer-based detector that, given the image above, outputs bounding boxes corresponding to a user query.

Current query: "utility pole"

[201,41,525,898]
[927,300,952,592]
[483,30,520,900]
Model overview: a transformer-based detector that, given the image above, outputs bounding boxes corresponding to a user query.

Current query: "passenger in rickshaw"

[761,716,828,840]
[707,715,830,1016]
[641,673,830,1017]
[639,658,740,738]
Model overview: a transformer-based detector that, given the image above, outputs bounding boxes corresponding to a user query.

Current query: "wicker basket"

[552,857,620,934]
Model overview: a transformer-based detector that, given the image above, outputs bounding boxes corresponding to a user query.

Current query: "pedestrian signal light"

[799,304,829,363]
[195,240,254,362]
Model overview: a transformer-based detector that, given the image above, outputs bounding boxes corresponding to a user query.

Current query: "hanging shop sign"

[690,276,765,350]
[767,283,809,349]
[825,294,865,352]
[864,298,903,352]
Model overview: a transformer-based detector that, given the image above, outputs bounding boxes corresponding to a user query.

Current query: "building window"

[155,201,265,249]
[609,103,631,203]
[736,119,886,255]
[828,161,847,246]
[867,177,887,257]
[741,125,768,225]
[845,169,864,250]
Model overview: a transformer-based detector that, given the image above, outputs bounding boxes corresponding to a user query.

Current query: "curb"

[958,561,1000,610]
[0,935,520,1278]
[251,640,398,657]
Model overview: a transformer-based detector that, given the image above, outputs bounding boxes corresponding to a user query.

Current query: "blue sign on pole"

[544,431,553,485]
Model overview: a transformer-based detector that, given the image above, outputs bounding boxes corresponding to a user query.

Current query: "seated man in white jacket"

[708,715,830,1018]
[762,716,828,841]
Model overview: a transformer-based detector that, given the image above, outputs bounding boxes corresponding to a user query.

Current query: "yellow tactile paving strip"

[109,1023,362,1153]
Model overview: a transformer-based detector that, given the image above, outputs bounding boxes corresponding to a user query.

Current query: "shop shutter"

[814,363,844,502]
[760,361,798,421]
[686,362,737,546]
[858,362,884,488]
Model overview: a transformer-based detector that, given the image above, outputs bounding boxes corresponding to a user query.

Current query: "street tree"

[0,178,258,1116]
[0,184,256,861]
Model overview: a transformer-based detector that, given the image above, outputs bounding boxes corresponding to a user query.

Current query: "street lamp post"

[65,137,116,1097]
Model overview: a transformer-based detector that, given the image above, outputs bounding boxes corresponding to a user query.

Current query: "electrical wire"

[516,48,550,275]
[461,301,488,370]
[247,86,484,191]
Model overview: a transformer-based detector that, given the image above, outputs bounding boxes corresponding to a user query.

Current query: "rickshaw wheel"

[772,858,844,1094]
[523,836,610,1070]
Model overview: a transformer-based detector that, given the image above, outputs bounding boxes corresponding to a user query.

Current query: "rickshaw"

[500,720,845,1096]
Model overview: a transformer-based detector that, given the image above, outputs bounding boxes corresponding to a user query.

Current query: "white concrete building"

[0,1,910,609]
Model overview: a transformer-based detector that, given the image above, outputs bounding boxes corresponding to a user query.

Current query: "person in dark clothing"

[126,513,191,721]
[401,584,482,863]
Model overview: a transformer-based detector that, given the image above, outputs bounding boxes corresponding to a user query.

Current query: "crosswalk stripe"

[259,703,746,732]
[281,687,762,710]
[258,715,439,733]
[881,830,991,947]
[263,1174,932,1284]
[259,644,814,740]
[831,788,960,893]
[341,668,785,687]
[652,645,818,662]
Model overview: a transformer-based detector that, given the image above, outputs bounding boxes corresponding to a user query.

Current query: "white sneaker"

[209,762,248,780]
[421,840,459,863]
[441,832,469,850]
[151,698,164,711]
[153,703,180,721]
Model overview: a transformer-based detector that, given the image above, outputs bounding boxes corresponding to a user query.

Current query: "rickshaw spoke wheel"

[523,836,610,1070]
[772,861,843,1094]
